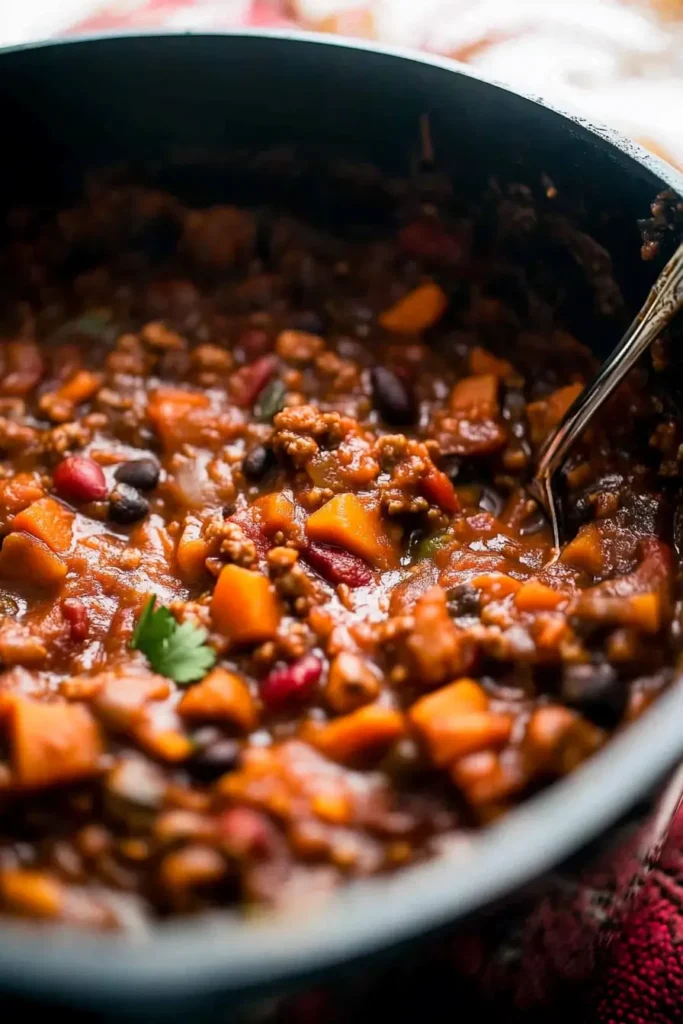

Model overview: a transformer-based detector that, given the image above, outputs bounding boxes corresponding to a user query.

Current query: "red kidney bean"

[218,807,274,858]
[398,219,464,263]
[303,542,372,587]
[61,598,90,642]
[230,354,277,408]
[53,455,108,503]
[260,653,323,711]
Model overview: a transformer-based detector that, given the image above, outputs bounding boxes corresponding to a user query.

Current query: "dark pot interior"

[0,30,682,1014]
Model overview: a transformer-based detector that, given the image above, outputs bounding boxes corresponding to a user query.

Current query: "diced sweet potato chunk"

[439,373,507,456]
[159,846,227,904]
[0,532,68,588]
[87,667,189,763]
[379,282,448,334]
[468,346,514,380]
[470,573,522,604]
[514,578,568,612]
[306,705,405,764]
[306,493,398,570]
[0,472,45,517]
[56,369,102,405]
[178,668,257,731]
[9,697,103,788]
[560,522,605,575]
[147,388,211,448]
[0,621,47,666]
[450,374,499,418]
[418,712,512,767]
[134,725,193,763]
[402,586,476,687]
[253,492,298,537]
[411,678,489,724]
[89,667,171,732]
[1,871,64,918]
[451,750,527,807]
[13,497,74,554]
[410,679,511,766]
[525,705,604,775]
[527,383,583,447]
[575,591,663,634]
[573,537,672,633]
[176,517,209,583]
[325,652,381,714]
[211,564,281,644]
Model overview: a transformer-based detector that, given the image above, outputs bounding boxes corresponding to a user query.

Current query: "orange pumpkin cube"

[13,497,74,554]
[211,564,281,644]
[9,697,103,789]
[0,532,68,587]
[379,282,448,334]
[306,493,398,570]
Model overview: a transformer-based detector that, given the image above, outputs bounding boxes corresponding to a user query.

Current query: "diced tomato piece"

[61,598,90,642]
[399,219,464,263]
[420,465,460,513]
[303,543,372,587]
[230,355,278,408]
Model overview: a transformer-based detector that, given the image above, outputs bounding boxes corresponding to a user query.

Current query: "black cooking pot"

[1,30,683,1021]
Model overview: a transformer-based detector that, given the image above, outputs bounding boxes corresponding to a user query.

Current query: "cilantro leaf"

[131,596,174,652]
[255,379,286,422]
[153,621,217,684]
[130,596,216,685]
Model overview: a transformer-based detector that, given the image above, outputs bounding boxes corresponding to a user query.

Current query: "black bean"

[447,583,481,618]
[108,484,149,525]
[561,662,626,728]
[440,455,462,483]
[114,457,160,491]
[243,445,275,482]
[479,485,505,518]
[380,737,426,781]
[370,366,416,426]
[188,730,240,781]
[520,506,548,537]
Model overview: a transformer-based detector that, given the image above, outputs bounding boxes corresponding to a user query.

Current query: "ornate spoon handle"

[533,242,683,550]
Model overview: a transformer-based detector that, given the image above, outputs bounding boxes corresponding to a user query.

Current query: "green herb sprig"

[131,596,216,685]
[255,379,286,422]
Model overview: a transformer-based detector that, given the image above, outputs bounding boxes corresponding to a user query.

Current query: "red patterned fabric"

[45,3,683,1019]
[593,813,683,1023]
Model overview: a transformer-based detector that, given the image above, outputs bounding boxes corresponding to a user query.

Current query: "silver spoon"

[532,242,683,551]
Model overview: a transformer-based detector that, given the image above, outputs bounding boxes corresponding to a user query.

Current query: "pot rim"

[0,27,682,1005]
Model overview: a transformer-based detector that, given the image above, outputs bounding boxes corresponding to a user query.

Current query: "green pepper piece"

[413,530,449,561]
